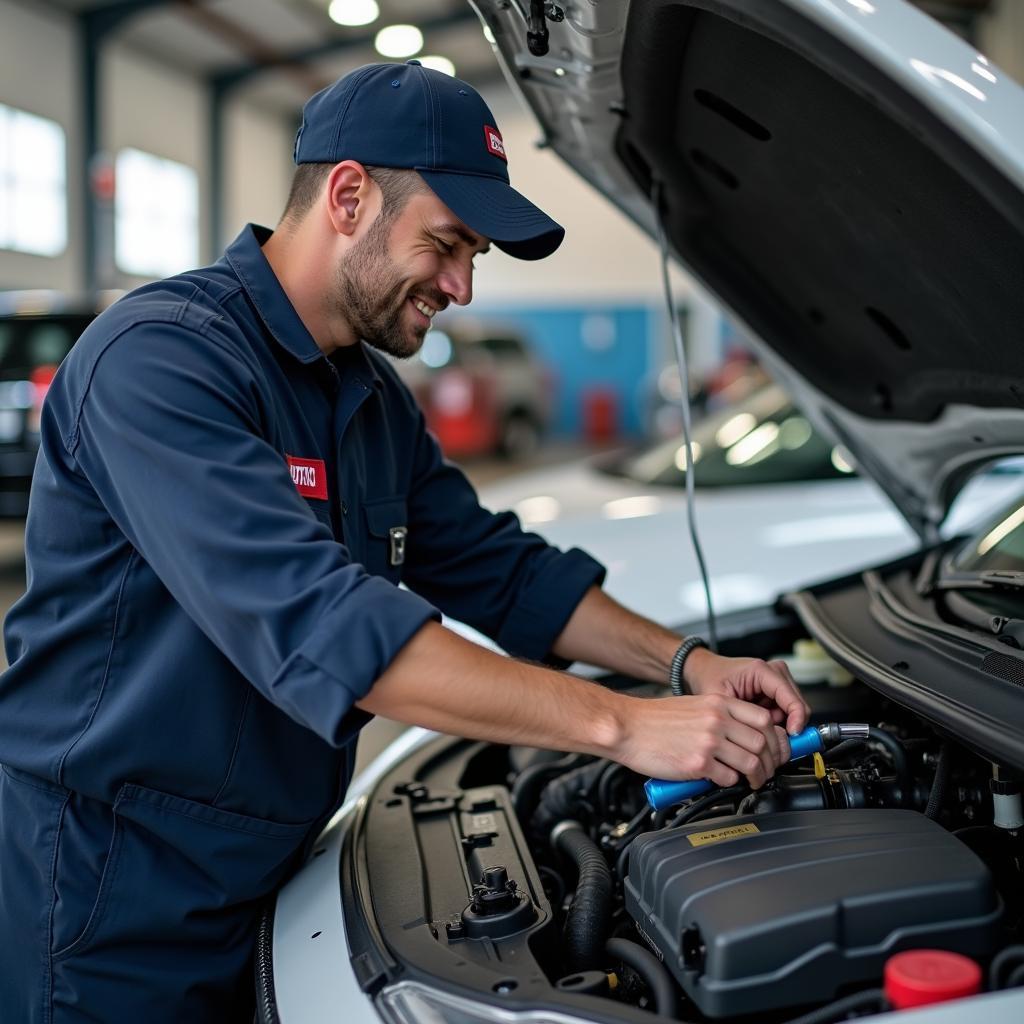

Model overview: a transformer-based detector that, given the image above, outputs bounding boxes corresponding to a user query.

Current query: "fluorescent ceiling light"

[328,0,379,28]
[375,24,423,58]
[419,55,456,77]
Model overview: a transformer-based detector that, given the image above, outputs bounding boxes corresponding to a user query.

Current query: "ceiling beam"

[176,0,327,95]
[209,7,480,94]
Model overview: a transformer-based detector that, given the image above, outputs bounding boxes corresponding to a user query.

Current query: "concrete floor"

[0,444,591,777]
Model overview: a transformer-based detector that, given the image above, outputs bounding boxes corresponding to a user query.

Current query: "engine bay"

[343,560,1024,1023]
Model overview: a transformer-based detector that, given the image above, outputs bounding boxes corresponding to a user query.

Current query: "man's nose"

[437,263,473,307]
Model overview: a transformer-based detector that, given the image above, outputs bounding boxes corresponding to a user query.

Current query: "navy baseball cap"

[293,61,564,261]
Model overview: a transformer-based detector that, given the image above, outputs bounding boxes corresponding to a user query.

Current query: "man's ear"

[325,161,378,237]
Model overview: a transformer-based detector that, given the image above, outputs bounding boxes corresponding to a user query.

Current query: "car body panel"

[271,727,438,1024]
[477,459,1024,628]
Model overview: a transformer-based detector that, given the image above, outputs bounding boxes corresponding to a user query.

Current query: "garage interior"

[2,1,1024,1022]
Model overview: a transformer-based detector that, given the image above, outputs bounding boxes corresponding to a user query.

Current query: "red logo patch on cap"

[286,455,328,500]
[484,125,507,161]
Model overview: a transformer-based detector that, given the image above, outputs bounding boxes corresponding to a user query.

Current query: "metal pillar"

[208,79,230,259]
[79,1,175,293]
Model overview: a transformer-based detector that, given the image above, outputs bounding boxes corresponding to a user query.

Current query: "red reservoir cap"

[884,950,982,1010]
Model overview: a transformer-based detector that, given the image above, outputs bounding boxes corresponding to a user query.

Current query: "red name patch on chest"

[286,455,328,500]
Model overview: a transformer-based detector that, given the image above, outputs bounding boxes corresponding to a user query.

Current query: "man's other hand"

[683,648,810,736]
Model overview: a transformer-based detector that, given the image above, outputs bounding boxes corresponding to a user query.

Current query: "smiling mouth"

[410,297,438,321]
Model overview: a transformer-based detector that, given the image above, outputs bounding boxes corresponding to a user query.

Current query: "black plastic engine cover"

[624,809,1000,1018]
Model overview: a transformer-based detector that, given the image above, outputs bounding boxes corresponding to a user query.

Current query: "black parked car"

[0,298,98,516]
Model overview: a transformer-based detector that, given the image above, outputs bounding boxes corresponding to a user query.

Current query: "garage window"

[0,104,67,257]
[115,147,198,278]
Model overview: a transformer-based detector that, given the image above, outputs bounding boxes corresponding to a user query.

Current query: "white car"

[266,3,1024,1023]
[478,384,1024,628]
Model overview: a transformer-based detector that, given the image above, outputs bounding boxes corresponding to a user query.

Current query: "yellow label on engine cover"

[686,823,760,847]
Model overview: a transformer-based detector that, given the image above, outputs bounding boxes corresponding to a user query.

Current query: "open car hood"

[476,0,1024,539]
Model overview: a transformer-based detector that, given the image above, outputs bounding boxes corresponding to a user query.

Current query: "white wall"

[0,0,294,296]
[221,96,295,249]
[102,41,210,290]
[0,0,82,293]
[104,41,294,286]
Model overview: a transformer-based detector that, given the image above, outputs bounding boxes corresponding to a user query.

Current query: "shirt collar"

[224,224,383,388]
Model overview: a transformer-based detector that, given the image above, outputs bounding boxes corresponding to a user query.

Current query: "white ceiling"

[43,0,503,116]
[39,0,990,118]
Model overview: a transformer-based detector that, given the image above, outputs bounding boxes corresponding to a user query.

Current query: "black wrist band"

[669,636,707,696]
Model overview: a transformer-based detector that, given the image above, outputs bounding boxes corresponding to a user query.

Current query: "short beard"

[336,213,423,360]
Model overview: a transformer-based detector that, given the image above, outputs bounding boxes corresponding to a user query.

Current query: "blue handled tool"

[643,722,868,812]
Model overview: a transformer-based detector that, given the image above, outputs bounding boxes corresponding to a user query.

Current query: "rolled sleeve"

[272,574,437,745]
[70,321,440,747]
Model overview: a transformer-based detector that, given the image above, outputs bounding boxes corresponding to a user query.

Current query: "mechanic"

[0,62,809,1023]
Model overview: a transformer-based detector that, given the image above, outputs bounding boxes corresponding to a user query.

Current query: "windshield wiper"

[912,549,1024,641]
[930,569,1024,593]
[940,590,1024,644]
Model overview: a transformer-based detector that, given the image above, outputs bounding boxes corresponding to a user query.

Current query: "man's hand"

[683,648,810,736]
[615,692,790,790]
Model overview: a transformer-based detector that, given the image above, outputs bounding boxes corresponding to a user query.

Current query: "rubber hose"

[597,762,630,815]
[781,988,886,1024]
[533,761,607,836]
[821,738,864,762]
[606,937,680,1017]
[925,743,950,820]
[667,784,749,828]
[867,727,911,808]
[511,753,588,824]
[552,822,613,973]
[989,945,1024,990]
[1008,963,1024,989]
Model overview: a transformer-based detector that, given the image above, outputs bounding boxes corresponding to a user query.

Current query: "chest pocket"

[363,496,407,584]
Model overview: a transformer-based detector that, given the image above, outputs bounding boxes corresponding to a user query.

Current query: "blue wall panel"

[450,304,654,437]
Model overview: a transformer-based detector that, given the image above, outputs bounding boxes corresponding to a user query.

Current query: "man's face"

[334,188,490,359]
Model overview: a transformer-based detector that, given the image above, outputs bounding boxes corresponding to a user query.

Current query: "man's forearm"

[356,620,626,756]
[356,620,788,788]
[550,585,680,685]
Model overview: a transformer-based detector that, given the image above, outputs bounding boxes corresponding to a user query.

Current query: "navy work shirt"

[0,225,604,1021]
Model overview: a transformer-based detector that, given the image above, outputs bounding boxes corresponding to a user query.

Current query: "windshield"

[602,385,855,488]
[954,500,1024,574]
